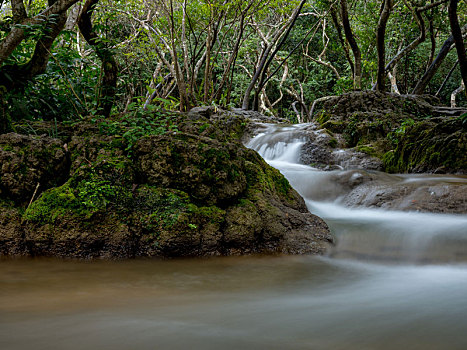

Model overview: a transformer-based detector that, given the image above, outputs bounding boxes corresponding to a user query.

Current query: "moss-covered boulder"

[311,91,466,173]
[134,134,247,206]
[383,117,467,173]
[0,133,69,203]
[0,109,333,258]
[314,91,438,150]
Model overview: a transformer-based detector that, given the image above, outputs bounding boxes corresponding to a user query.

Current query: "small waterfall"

[247,124,308,163]
[247,123,467,264]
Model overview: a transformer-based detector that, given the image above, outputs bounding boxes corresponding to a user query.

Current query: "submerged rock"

[321,169,467,214]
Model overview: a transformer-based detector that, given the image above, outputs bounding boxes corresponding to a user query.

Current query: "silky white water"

[248,123,467,263]
[1,122,467,350]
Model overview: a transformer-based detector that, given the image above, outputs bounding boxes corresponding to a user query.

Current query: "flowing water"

[2,123,467,349]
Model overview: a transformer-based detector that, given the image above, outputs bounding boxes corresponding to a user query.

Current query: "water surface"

[2,122,467,349]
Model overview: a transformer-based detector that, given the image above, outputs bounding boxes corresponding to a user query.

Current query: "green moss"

[322,120,344,133]
[198,123,210,133]
[191,205,225,224]
[316,111,330,125]
[0,144,14,152]
[328,138,338,148]
[356,145,377,157]
[382,118,466,173]
[24,154,133,224]
[24,183,82,223]
[244,158,293,201]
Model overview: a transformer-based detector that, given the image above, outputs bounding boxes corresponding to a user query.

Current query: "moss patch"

[383,117,467,173]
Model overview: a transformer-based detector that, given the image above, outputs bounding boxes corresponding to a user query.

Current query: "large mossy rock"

[314,91,438,148]
[0,109,333,258]
[311,91,466,173]
[383,117,467,173]
[0,133,69,202]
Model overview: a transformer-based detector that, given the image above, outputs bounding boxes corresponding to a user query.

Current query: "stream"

[1,123,467,349]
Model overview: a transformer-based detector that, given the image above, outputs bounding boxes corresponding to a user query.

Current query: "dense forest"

[0,0,466,129]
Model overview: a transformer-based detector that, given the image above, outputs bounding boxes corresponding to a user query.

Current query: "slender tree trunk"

[11,0,27,23]
[436,60,458,96]
[451,81,465,107]
[203,11,214,104]
[27,0,67,77]
[213,2,252,103]
[331,6,354,77]
[253,0,306,110]
[448,0,467,96]
[413,23,467,94]
[78,0,118,117]
[242,0,306,110]
[376,0,393,92]
[167,0,190,111]
[426,0,436,69]
[384,1,425,74]
[340,0,361,90]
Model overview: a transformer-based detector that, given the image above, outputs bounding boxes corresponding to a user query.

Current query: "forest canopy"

[0,0,466,129]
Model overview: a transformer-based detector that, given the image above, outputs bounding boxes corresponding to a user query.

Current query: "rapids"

[247,123,467,264]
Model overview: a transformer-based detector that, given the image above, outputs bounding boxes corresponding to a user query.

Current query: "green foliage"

[24,157,132,224]
[97,104,179,153]
[458,113,467,125]
[4,32,100,121]
[388,118,415,145]
[1,0,465,123]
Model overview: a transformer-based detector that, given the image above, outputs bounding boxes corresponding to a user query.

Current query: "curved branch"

[384,0,425,73]
[413,23,467,94]
[449,0,467,92]
[0,0,79,65]
[78,0,117,117]
[340,0,361,90]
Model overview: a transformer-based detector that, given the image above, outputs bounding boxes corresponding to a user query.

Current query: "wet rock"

[298,128,382,171]
[382,117,467,174]
[312,91,467,174]
[340,172,467,214]
[332,149,383,171]
[0,203,25,256]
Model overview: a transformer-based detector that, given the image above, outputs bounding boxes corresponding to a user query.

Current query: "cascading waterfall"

[247,123,467,263]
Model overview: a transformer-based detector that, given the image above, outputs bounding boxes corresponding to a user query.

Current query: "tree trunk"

[448,0,467,96]
[78,0,118,117]
[426,0,436,69]
[384,1,425,74]
[451,81,465,107]
[340,0,361,90]
[412,23,467,94]
[376,0,393,92]
[0,1,68,92]
[242,0,306,110]
[0,0,80,66]
[331,6,354,77]
[436,60,458,96]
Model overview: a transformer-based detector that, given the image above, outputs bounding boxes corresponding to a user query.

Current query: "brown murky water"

[2,256,467,350]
